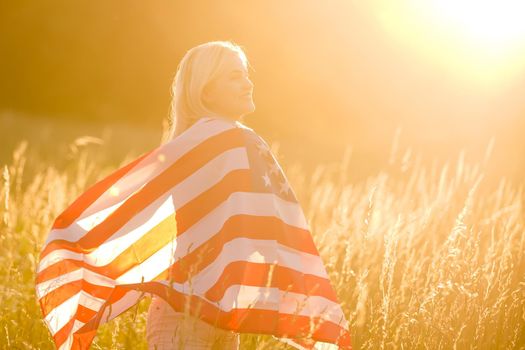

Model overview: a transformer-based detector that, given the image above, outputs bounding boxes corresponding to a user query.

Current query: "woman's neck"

[203,112,241,123]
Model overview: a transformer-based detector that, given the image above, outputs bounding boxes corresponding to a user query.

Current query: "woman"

[34,40,349,350]
[146,41,255,349]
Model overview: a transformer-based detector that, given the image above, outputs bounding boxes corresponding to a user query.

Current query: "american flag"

[35,116,352,350]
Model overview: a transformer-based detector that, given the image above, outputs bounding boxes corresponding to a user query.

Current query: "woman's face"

[202,52,255,121]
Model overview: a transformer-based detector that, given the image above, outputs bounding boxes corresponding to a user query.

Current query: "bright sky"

[373,0,525,91]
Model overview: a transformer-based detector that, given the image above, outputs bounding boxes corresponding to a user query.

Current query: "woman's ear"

[202,84,211,104]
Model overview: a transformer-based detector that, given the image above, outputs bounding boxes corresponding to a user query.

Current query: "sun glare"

[425,0,525,55]
[375,0,525,88]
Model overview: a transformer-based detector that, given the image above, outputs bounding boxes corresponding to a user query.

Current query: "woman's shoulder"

[235,121,269,147]
[200,116,269,150]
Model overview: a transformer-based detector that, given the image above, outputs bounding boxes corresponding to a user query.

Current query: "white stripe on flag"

[36,267,115,300]
[36,269,83,299]
[96,290,144,325]
[58,334,73,350]
[88,194,175,265]
[217,285,348,326]
[148,281,348,328]
[44,292,80,335]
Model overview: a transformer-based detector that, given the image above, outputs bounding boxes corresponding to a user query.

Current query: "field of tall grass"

[0,114,524,349]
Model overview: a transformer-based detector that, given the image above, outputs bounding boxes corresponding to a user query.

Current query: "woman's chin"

[243,101,256,114]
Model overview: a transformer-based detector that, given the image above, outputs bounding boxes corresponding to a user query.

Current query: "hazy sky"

[1,0,524,182]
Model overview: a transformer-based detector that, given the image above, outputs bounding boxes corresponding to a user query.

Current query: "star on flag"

[262,172,272,187]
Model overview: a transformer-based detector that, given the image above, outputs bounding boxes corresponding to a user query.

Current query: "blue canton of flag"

[243,132,298,204]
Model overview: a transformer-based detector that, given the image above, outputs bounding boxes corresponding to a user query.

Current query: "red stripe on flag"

[40,279,113,318]
[203,262,338,303]
[76,305,98,324]
[36,260,81,285]
[52,315,75,348]
[172,169,251,235]
[50,304,97,346]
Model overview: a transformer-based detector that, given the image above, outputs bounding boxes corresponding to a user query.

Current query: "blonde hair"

[160,40,250,144]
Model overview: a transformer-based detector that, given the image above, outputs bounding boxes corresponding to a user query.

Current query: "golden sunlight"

[375,0,525,88]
